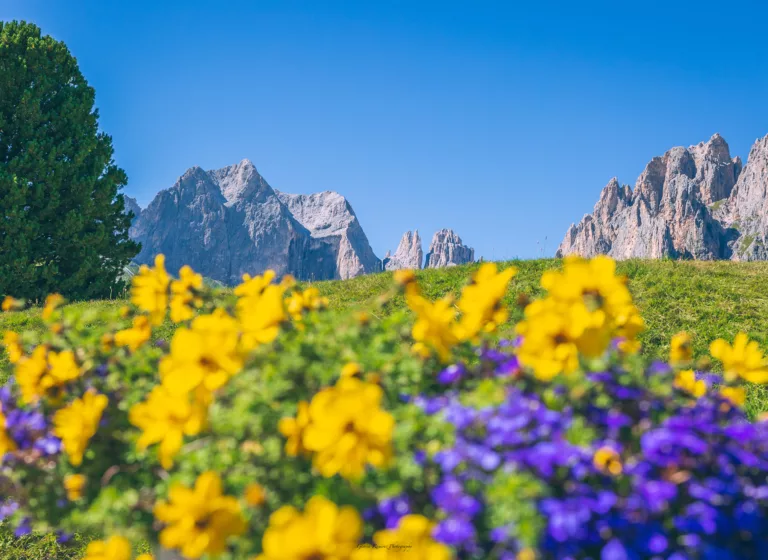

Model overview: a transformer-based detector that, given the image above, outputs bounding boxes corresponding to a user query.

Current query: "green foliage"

[0,21,138,301]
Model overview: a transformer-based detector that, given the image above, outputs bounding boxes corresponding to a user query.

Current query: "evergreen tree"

[0,20,139,301]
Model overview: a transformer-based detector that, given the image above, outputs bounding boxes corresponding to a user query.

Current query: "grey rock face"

[129,159,380,284]
[557,133,743,260]
[276,190,381,279]
[384,230,423,270]
[424,229,475,268]
[725,135,768,260]
[123,196,142,224]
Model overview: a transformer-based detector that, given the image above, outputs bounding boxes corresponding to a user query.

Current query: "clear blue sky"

[4,1,768,260]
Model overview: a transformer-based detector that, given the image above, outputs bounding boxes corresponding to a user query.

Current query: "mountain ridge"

[557,133,768,261]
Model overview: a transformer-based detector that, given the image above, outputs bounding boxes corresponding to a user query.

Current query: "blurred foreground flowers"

[0,255,766,559]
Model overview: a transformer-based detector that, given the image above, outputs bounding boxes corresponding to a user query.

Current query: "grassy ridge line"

[2,258,768,412]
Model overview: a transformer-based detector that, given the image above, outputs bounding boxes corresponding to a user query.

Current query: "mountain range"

[557,133,768,261]
[125,160,475,284]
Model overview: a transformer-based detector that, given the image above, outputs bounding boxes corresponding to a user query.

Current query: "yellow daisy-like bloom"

[670,332,693,365]
[286,287,328,321]
[517,549,536,560]
[720,386,746,407]
[52,390,108,466]
[258,496,362,560]
[299,376,394,480]
[674,369,706,398]
[278,401,311,457]
[15,347,81,404]
[516,256,644,380]
[514,298,580,381]
[114,316,152,351]
[406,291,459,362]
[64,474,86,500]
[3,331,23,364]
[455,263,517,341]
[710,332,768,384]
[160,309,243,396]
[352,514,451,560]
[129,385,207,469]
[131,254,170,325]
[81,535,131,560]
[1,295,22,312]
[41,293,64,321]
[0,405,18,461]
[244,482,266,507]
[593,446,623,476]
[154,471,246,559]
[238,284,287,352]
[170,265,204,323]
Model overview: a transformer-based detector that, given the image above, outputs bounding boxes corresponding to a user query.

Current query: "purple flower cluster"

[402,343,768,559]
[0,384,61,458]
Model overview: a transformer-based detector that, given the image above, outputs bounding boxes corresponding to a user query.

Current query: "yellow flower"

[670,332,693,365]
[244,482,266,507]
[100,333,115,353]
[406,292,459,362]
[170,265,204,323]
[278,401,311,457]
[131,254,170,325]
[0,405,18,461]
[15,347,81,404]
[515,298,580,381]
[353,514,451,560]
[235,270,277,298]
[64,474,86,500]
[3,331,23,364]
[114,316,152,351]
[720,386,746,407]
[299,377,394,480]
[1,296,22,312]
[340,362,362,378]
[517,549,536,560]
[258,496,362,560]
[42,293,64,321]
[238,284,287,351]
[160,309,243,395]
[455,263,517,341]
[136,555,154,560]
[674,369,706,398]
[53,390,108,466]
[286,287,328,320]
[593,446,623,475]
[154,471,246,559]
[393,269,417,287]
[82,535,131,560]
[516,256,644,380]
[710,333,768,384]
[129,385,207,469]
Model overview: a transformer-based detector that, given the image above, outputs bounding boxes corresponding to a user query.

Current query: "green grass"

[3,258,768,556]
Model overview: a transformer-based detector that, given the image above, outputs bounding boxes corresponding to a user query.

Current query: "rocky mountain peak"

[557,132,765,262]
[208,159,272,204]
[424,229,474,268]
[384,230,423,271]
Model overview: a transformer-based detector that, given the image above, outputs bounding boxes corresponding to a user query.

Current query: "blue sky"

[4,1,768,260]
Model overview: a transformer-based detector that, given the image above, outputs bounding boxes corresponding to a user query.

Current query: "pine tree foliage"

[0,20,139,301]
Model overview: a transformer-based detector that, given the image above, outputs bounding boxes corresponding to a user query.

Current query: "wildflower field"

[1,257,768,559]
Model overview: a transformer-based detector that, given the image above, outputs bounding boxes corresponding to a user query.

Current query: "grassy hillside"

[2,258,768,557]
